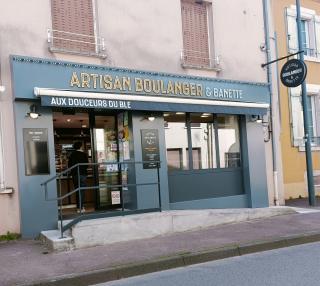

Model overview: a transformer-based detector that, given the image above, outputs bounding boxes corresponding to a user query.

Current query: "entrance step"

[40,207,296,252]
[40,230,74,252]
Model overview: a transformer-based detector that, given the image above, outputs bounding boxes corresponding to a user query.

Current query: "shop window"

[50,0,104,56]
[186,148,202,169]
[180,0,212,68]
[167,148,183,171]
[165,113,189,170]
[217,115,241,168]
[190,113,217,169]
[165,113,242,171]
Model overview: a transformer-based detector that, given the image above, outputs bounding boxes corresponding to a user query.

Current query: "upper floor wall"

[0,0,267,83]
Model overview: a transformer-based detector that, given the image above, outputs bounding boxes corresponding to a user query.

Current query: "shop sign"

[68,72,244,101]
[141,129,160,169]
[280,59,307,88]
[41,95,132,109]
[11,56,270,104]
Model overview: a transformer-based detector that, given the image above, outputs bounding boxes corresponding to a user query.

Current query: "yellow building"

[273,0,320,199]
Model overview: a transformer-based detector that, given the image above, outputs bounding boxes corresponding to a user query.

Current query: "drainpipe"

[0,58,4,190]
[262,0,280,206]
[0,111,5,190]
[0,59,12,194]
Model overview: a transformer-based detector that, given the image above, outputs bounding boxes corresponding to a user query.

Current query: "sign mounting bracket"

[261,50,304,68]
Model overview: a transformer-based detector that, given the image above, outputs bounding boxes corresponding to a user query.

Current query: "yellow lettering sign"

[70,72,80,87]
[135,78,143,92]
[81,73,90,88]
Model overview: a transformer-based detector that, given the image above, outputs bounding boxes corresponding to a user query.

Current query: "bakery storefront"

[11,55,270,237]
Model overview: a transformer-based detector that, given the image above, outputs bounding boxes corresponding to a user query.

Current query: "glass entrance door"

[93,115,121,209]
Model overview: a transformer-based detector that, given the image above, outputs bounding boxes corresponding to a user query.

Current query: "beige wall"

[0,0,272,234]
[0,0,268,79]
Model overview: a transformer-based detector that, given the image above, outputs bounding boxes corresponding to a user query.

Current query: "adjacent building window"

[286,7,318,58]
[180,0,212,68]
[290,86,320,147]
[165,112,241,171]
[49,0,105,57]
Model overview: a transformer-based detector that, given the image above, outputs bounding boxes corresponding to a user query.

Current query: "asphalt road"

[93,242,320,286]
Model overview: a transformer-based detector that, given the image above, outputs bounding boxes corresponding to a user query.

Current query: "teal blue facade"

[11,55,269,104]
[10,55,270,238]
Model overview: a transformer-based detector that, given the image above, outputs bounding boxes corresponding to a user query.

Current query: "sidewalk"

[2,207,320,286]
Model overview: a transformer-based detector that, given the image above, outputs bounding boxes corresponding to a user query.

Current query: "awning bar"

[34,88,269,109]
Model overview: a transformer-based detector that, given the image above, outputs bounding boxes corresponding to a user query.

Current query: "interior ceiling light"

[163,113,170,117]
[176,112,185,115]
[67,118,71,122]
[82,124,87,128]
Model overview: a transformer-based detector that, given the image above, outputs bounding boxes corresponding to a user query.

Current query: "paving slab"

[1,209,320,286]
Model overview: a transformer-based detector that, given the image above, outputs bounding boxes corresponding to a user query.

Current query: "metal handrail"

[41,161,162,238]
[180,49,221,69]
[47,28,106,58]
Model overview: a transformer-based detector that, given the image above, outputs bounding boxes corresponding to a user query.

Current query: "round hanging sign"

[280,59,307,87]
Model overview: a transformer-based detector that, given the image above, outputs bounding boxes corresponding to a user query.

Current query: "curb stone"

[27,231,320,286]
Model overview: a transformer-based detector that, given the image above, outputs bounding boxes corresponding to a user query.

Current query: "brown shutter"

[51,0,95,53]
[181,0,210,67]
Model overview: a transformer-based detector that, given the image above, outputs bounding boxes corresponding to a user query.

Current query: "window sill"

[181,63,222,72]
[298,145,320,152]
[304,56,320,63]
[49,47,107,59]
[0,187,14,194]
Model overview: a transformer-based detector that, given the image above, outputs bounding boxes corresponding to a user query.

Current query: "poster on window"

[111,191,121,205]
[141,129,160,169]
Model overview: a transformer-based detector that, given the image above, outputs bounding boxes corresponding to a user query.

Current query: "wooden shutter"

[181,0,210,67]
[315,20,320,56]
[51,0,95,53]
[286,9,298,53]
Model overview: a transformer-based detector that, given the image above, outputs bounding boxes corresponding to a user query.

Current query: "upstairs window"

[289,86,320,148]
[180,0,213,68]
[286,7,317,58]
[49,0,105,57]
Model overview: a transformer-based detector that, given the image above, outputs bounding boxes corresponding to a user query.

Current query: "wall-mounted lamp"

[27,104,41,119]
[147,116,155,122]
[250,114,263,123]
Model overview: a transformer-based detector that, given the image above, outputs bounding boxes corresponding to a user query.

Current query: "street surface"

[93,242,320,286]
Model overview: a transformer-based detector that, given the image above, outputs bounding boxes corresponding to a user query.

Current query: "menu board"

[23,128,50,176]
[141,129,160,169]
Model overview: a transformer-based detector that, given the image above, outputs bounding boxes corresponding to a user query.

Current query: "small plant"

[0,232,21,241]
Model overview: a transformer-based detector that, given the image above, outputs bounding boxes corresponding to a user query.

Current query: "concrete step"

[40,207,296,252]
[40,230,74,252]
